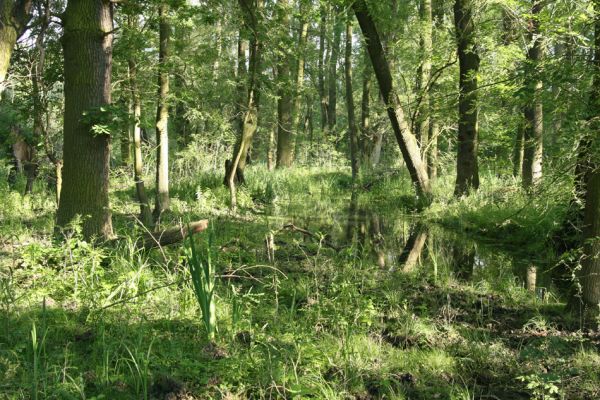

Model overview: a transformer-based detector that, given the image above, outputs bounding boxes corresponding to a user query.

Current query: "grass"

[0,160,598,399]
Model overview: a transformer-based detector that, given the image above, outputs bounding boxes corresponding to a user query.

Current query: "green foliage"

[185,227,217,342]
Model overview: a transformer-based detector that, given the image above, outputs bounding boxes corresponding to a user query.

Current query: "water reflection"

[268,193,558,299]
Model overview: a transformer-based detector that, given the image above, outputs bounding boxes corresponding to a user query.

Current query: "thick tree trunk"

[154,2,170,221]
[276,0,294,168]
[57,0,114,240]
[522,0,544,190]
[353,0,431,200]
[327,13,342,132]
[345,16,359,180]
[129,58,152,227]
[580,0,600,307]
[454,0,480,196]
[0,0,32,95]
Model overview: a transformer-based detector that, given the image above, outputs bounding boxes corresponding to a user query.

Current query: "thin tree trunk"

[276,0,294,168]
[291,5,309,163]
[453,0,480,196]
[56,0,114,240]
[513,117,525,177]
[345,16,359,180]
[154,2,170,221]
[353,0,431,200]
[0,0,32,95]
[428,117,438,180]
[327,12,342,132]
[522,0,544,190]
[26,0,49,195]
[228,0,263,209]
[415,0,433,158]
[318,5,328,132]
[129,58,152,227]
[360,47,372,164]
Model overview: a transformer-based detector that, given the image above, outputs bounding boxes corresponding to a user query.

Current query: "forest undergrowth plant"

[123,339,154,400]
[185,226,217,342]
[30,322,47,400]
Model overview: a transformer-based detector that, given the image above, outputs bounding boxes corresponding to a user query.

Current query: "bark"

[353,0,431,200]
[522,0,544,190]
[129,57,152,227]
[154,2,170,221]
[581,170,600,306]
[327,12,342,131]
[318,5,328,132]
[142,220,209,250]
[345,16,359,180]
[56,0,114,240]
[276,0,294,168]
[415,0,433,158]
[291,5,309,161]
[0,0,32,95]
[580,0,600,307]
[512,117,525,178]
[454,0,480,196]
[428,117,438,180]
[360,48,372,164]
[228,0,262,210]
[26,0,49,195]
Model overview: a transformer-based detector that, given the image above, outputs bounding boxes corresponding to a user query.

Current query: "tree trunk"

[56,0,114,240]
[360,47,372,164]
[228,0,263,210]
[26,0,49,195]
[327,12,342,132]
[353,0,431,200]
[344,16,359,180]
[276,0,294,168]
[453,0,480,196]
[129,58,152,227]
[415,0,433,158]
[512,117,525,178]
[291,5,309,162]
[318,5,328,132]
[345,16,359,180]
[522,0,544,190]
[154,2,170,221]
[580,0,600,307]
[428,117,438,180]
[0,0,32,95]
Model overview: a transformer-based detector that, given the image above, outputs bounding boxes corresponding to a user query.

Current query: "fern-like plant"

[186,227,216,341]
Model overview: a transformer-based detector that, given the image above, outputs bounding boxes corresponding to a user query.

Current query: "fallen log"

[142,220,209,250]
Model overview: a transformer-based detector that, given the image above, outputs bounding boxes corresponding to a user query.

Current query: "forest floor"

[1,165,599,400]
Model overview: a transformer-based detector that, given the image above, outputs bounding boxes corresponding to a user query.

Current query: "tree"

[56,0,114,240]
[580,0,600,308]
[228,0,263,210]
[453,0,480,196]
[291,0,309,158]
[353,0,431,200]
[0,0,32,95]
[276,0,294,168]
[522,0,544,189]
[154,1,171,221]
[344,12,358,180]
[415,0,433,158]
[327,8,342,132]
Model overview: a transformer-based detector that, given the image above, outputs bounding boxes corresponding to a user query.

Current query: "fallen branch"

[278,224,340,250]
[142,219,209,250]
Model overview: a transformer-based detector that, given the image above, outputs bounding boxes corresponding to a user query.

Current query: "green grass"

[1,162,597,399]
